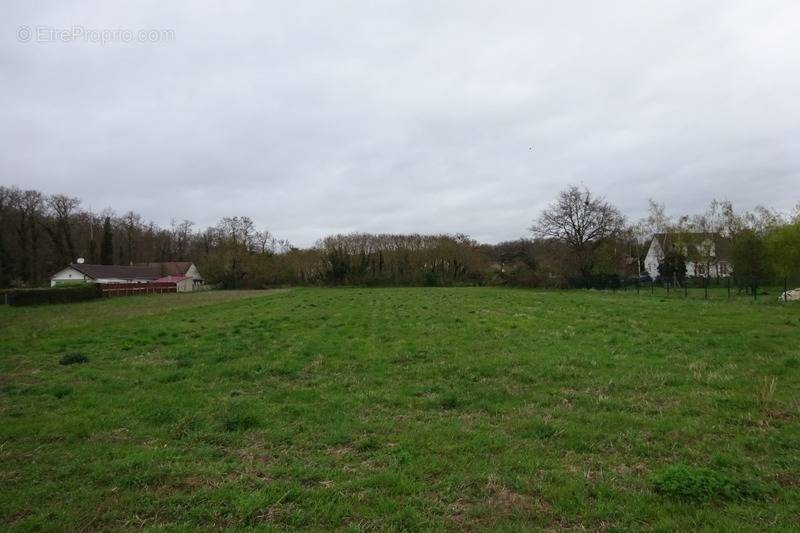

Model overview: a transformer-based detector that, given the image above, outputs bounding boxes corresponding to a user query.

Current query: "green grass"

[1,288,798,530]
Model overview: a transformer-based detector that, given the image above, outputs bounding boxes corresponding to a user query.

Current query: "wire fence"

[590,276,800,304]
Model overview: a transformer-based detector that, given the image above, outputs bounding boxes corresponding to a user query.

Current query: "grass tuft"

[651,464,769,502]
[58,352,88,365]
[755,377,778,407]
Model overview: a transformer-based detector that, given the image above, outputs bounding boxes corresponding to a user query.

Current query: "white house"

[50,263,162,286]
[51,262,205,289]
[644,233,731,280]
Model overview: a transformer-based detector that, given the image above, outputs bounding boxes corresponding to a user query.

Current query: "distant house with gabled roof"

[644,232,731,279]
[50,261,205,288]
[136,262,204,286]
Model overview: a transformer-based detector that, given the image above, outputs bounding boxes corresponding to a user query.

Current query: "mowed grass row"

[0,288,798,530]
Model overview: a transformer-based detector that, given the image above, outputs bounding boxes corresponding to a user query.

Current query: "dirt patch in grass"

[447,477,558,530]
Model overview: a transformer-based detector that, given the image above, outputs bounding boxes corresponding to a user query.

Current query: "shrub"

[6,284,101,306]
[59,352,89,365]
[651,464,768,502]
[423,270,439,287]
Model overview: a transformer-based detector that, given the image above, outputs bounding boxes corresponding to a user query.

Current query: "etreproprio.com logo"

[17,25,175,45]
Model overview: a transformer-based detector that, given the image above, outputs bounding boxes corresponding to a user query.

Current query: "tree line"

[530,186,800,292]
[1,184,798,290]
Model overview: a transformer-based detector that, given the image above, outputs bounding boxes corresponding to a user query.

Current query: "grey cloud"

[2,0,799,246]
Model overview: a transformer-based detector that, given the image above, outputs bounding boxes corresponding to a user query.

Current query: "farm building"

[644,233,731,280]
[50,264,162,286]
[136,262,205,287]
[153,275,194,292]
[50,262,205,290]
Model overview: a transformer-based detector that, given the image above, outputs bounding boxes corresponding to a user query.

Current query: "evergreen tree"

[100,217,113,265]
[657,248,687,286]
[731,229,771,294]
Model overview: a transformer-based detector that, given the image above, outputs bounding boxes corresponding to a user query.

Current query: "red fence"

[100,282,177,297]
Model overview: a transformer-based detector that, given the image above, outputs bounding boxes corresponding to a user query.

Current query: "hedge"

[3,284,102,306]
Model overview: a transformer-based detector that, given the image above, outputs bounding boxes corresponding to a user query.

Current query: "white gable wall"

[643,238,663,279]
[185,263,203,281]
[50,266,92,286]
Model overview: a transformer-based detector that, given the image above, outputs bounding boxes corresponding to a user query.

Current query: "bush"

[651,464,768,502]
[6,284,101,306]
[59,352,89,365]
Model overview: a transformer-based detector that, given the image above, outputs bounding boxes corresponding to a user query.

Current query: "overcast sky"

[2,1,799,246]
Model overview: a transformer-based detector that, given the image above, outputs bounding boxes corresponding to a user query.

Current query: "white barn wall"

[50,267,91,286]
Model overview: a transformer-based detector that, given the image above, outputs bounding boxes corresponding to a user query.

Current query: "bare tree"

[744,206,785,236]
[645,199,671,249]
[119,211,143,264]
[254,228,276,255]
[15,190,45,284]
[629,220,652,277]
[42,194,81,265]
[170,219,195,260]
[0,187,16,284]
[274,239,293,254]
[531,185,625,276]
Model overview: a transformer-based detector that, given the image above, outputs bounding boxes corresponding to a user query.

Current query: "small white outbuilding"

[154,275,194,292]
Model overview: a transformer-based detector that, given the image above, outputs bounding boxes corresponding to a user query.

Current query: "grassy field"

[1,288,799,531]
